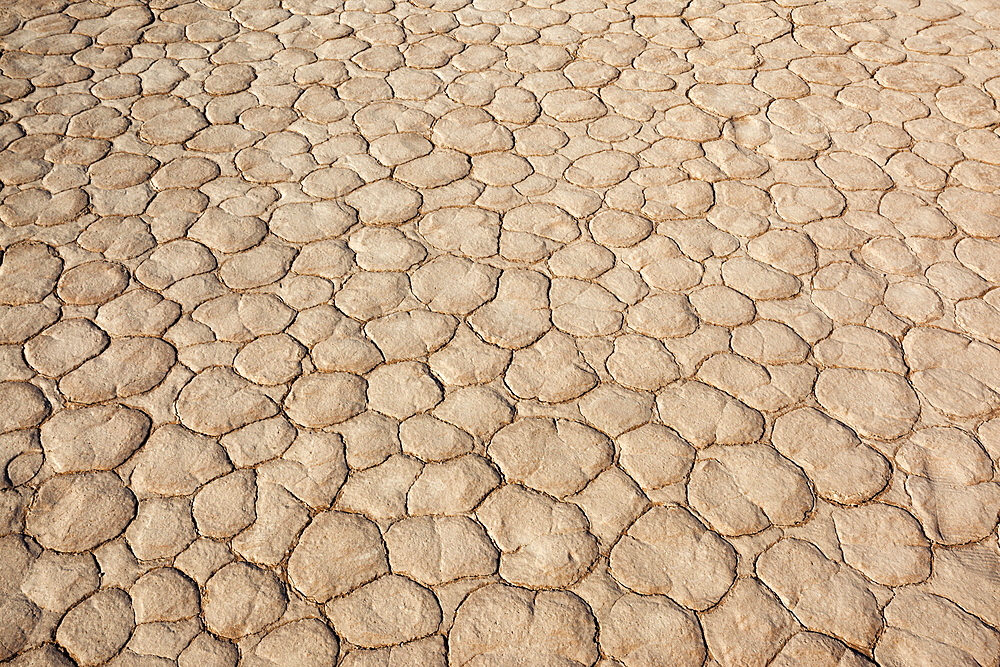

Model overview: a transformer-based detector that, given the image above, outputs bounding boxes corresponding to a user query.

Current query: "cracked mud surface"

[2,0,1000,664]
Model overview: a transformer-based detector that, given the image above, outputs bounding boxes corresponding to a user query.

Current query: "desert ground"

[2,0,1000,664]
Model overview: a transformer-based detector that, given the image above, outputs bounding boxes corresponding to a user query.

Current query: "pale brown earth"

[2,0,1000,664]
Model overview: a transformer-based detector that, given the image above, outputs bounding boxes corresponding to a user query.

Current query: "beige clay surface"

[2,0,1000,664]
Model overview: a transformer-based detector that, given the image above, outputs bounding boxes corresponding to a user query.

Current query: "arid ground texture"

[2,0,1000,664]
